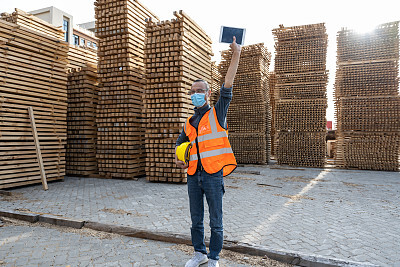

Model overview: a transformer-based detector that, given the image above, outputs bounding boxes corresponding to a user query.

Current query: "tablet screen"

[219,26,245,45]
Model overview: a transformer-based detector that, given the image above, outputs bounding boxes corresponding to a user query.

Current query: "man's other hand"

[230,36,241,53]
[176,160,189,169]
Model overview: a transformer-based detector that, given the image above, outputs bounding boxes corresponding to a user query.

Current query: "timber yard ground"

[1,163,399,266]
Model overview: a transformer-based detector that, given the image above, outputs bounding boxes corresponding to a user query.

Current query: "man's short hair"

[192,79,210,91]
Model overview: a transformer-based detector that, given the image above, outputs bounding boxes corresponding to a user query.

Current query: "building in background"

[73,25,97,49]
[29,6,97,49]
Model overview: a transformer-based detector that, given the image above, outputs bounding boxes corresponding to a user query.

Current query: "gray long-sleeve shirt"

[175,84,233,149]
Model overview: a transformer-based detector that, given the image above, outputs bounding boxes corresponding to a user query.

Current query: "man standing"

[175,37,241,267]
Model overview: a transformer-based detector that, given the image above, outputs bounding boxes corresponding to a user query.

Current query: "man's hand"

[230,36,241,54]
[175,147,189,169]
[176,160,189,169]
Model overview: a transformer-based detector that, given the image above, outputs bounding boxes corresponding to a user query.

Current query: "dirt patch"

[0,192,28,202]
[270,167,305,171]
[14,208,66,217]
[172,243,292,267]
[0,192,39,203]
[276,176,326,183]
[225,176,256,181]
[234,170,261,175]
[114,195,129,200]
[100,208,147,217]
[273,194,315,201]
[342,182,364,187]
[225,185,241,189]
[0,217,117,239]
[257,183,282,188]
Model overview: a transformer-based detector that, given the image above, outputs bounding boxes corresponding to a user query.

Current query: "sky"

[2,0,400,123]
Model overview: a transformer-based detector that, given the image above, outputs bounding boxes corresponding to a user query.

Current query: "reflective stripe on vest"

[191,131,228,146]
[190,147,234,161]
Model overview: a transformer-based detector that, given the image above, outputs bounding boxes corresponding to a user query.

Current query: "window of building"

[63,18,69,42]
[80,38,85,46]
[73,34,79,45]
[87,41,92,47]
[93,43,97,49]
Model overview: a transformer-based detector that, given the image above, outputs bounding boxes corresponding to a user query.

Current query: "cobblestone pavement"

[0,218,285,267]
[1,165,399,266]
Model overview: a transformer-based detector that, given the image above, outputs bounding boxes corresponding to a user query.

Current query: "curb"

[0,210,39,223]
[39,214,84,229]
[0,210,378,267]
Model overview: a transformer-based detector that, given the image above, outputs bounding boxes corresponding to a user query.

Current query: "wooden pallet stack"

[335,21,400,171]
[269,72,277,156]
[144,11,213,182]
[210,61,221,106]
[1,9,65,40]
[94,0,158,179]
[66,64,99,176]
[0,19,68,189]
[219,44,271,164]
[272,23,328,167]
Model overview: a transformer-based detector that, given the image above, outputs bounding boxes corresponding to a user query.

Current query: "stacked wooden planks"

[210,61,221,106]
[66,64,99,176]
[219,44,271,164]
[1,9,65,40]
[67,45,98,70]
[335,21,400,171]
[269,72,277,156]
[0,19,68,189]
[144,11,213,182]
[94,0,158,179]
[0,8,98,71]
[272,23,328,168]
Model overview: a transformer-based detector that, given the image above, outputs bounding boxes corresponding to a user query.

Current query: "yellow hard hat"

[176,142,192,164]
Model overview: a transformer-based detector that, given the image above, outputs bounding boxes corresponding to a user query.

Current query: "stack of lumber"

[0,8,99,72]
[269,72,277,156]
[210,61,221,106]
[144,11,213,182]
[94,0,158,179]
[66,64,99,176]
[272,23,328,167]
[1,8,64,40]
[335,21,400,171]
[0,19,68,189]
[67,45,98,70]
[219,44,271,164]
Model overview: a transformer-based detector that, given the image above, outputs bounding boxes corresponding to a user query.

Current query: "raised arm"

[224,36,242,88]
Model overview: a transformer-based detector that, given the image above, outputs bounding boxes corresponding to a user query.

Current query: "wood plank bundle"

[0,8,99,72]
[94,0,158,179]
[219,44,271,164]
[67,45,98,70]
[0,19,68,189]
[210,61,221,106]
[144,10,213,182]
[272,23,328,168]
[335,21,400,171]
[269,72,277,156]
[1,8,65,40]
[66,64,99,176]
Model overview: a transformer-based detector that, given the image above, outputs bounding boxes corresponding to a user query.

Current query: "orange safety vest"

[184,107,237,177]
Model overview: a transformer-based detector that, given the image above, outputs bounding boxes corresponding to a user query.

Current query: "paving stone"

[0,166,399,266]
[0,223,255,266]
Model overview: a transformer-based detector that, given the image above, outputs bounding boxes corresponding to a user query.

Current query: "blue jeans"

[187,169,225,260]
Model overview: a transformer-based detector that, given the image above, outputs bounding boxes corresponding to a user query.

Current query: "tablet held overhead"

[219,26,246,45]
